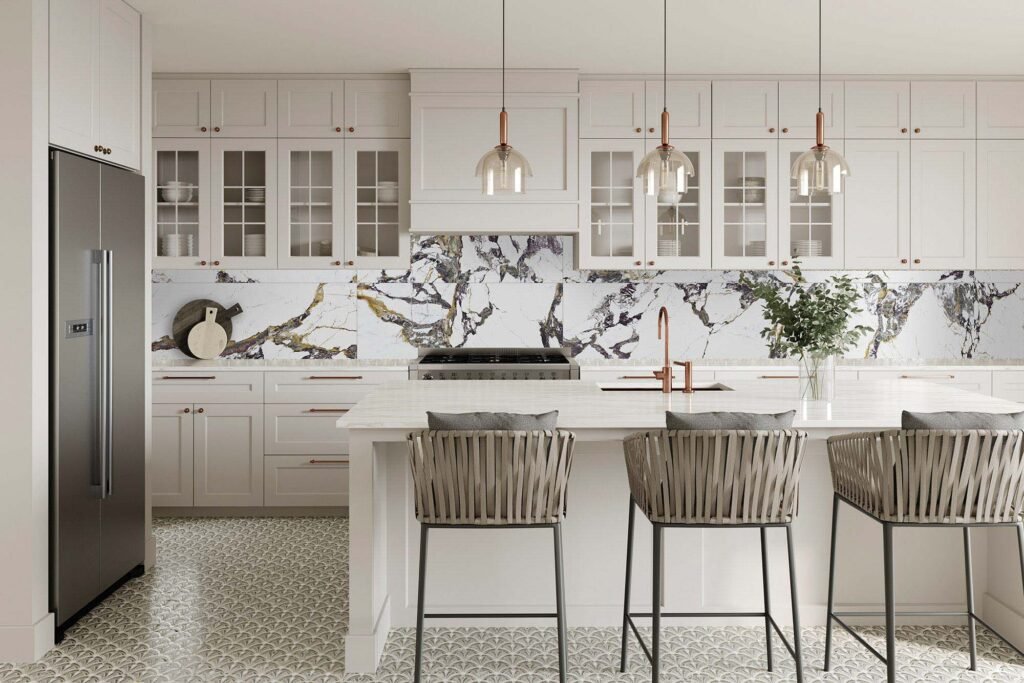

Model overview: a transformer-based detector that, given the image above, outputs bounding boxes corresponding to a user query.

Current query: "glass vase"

[799,353,835,401]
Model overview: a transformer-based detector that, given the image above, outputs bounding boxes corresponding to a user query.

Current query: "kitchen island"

[339,379,1024,673]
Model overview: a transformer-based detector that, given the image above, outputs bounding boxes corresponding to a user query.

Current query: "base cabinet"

[193,404,264,506]
[264,456,349,507]
[151,404,195,507]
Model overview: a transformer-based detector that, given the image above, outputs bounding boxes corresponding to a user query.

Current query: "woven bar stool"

[620,429,808,683]
[407,429,576,683]
[825,429,1024,683]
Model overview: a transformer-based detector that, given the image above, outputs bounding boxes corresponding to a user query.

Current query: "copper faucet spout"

[656,306,672,393]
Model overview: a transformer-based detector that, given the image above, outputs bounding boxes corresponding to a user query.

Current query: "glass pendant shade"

[792,143,849,196]
[476,143,532,195]
[637,145,694,205]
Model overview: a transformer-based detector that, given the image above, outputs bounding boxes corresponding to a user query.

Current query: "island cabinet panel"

[265,456,348,507]
[193,404,264,507]
[992,371,1024,402]
[977,82,1024,138]
[860,369,993,396]
[264,404,351,455]
[151,404,195,507]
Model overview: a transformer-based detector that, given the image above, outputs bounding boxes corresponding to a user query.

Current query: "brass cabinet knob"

[769,127,776,133]
[913,258,921,264]
[94,144,103,152]
[900,127,908,133]
[914,127,921,134]
[346,260,355,266]
[900,258,908,264]
[105,147,112,155]
[782,128,789,134]
[335,127,342,133]
[648,127,655,133]
[213,260,220,266]
[196,407,204,414]
[213,126,221,132]
[200,260,208,266]
[768,260,776,266]
[333,260,341,266]
[348,127,355,133]
[183,407,190,413]
[781,260,789,266]
[200,126,208,132]
[633,260,642,266]
[647,260,655,266]
[635,127,642,133]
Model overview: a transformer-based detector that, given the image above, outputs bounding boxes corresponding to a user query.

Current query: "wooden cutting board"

[186,307,228,359]
[171,299,242,358]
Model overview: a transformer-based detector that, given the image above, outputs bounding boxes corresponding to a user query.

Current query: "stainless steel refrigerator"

[50,149,145,637]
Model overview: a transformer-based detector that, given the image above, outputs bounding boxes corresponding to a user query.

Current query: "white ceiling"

[134,0,1024,76]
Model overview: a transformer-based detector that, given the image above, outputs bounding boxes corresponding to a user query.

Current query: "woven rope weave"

[408,430,576,525]
[827,429,1024,523]
[623,430,808,524]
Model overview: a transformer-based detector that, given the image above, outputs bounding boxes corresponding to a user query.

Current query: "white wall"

[0,0,55,662]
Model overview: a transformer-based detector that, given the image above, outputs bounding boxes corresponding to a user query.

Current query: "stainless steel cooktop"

[409,347,580,380]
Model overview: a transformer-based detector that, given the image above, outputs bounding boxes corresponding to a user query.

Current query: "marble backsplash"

[153,235,1024,362]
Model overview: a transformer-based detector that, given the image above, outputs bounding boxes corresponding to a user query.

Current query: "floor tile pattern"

[1,517,1023,681]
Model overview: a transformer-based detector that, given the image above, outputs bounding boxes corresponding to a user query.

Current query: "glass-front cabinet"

[578,139,710,270]
[211,139,278,268]
[154,139,210,268]
[277,139,345,268]
[778,139,845,269]
[712,139,779,269]
[345,139,410,269]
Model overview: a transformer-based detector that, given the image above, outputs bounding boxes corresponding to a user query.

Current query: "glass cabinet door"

[644,140,711,269]
[778,139,845,269]
[712,139,779,269]
[277,139,345,268]
[345,138,410,268]
[154,139,210,268]
[577,139,644,270]
[211,139,277,268]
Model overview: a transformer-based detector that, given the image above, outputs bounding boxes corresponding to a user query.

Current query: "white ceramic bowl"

[161,182,193,203]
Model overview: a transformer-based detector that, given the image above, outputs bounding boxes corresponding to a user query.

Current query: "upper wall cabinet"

[644,81,711,139]
[977,140,1024,268]
[344,80,411,138]
[910,81,976,139]
[50,0,141,170]
[153,80,212,137]
[778,81,844,139]
[711,138,779,269]
[845,81,910,139]
[712,81,778,139]
[278,80,346,138]
[579,80,710,139]
[977,82,1024,138]
[843,139,911,269]
[211,80,278,137]
[909,139,976,269]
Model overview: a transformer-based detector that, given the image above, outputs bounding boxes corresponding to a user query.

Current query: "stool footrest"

[424,612,558,620]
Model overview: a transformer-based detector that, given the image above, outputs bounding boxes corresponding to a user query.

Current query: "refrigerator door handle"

[93,250,107,498]
[102,249,113,498]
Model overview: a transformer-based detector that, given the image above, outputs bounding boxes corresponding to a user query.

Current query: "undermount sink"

[601,383,733,392]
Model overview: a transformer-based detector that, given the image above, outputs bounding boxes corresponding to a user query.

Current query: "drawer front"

[993,371,1024,403]
[153,371,263,404]
[265,404,351,455]
[264,370,406,403]
[264,455,349,507]
[714,369,858,393]
[861,369,993,396]
[580,367,716,385]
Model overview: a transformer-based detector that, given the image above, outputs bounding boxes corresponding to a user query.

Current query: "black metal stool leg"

[620,497,636,673]
[414,524,429,683]
[883,522,896,683]
[759,526,773,672]
[785,524,804,683]
[553,523,568,683]
[652,524,662,683]
[1017,523,1024,602]
[963,527,977,671]
[823,494,839,672]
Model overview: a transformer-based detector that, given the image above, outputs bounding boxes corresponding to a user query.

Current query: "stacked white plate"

[793,240,824,257]
[160,234,195,257]
[658,237,679,257]
[745,240,767,256]
[244,234,266,256]
[244,187,266,203]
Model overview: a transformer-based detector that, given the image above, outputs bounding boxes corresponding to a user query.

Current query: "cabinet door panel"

[264,404,351,455]
[778,139,844,269]
[577,139,645,269]
[277,139,345,268]
[152,405,194,507]
[778,81,844,139]
[154,139,212,268]
[579,80,645,139]
[153,79,211,138]
[49,0,100,156]
[97,0,140,169]
[645,140,711,269]
[278,80,345,138]
[211,139,278,268]
[712,139,779,269]
[264,456,348,507]
[645,81,711,139]
[977,140,1024,268]
[211,80,278,137]
[910,140,975,270]
[910,81,976,139]
[712,82,778,139]
[344,80,410,138]
[193,404,263,506]
[978,82,1024,139]
[345,139,410,268]
[843,140,910,269]
[845,81,910,139]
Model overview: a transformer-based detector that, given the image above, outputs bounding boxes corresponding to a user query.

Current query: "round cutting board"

[171,300,235,358]
[186,307,228,359]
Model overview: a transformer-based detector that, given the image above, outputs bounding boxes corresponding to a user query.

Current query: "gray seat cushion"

[666,410,796,430]
[426,410,559,431]
[901,410,1024,430]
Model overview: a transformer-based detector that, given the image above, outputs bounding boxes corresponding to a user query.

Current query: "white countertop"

[338,379,1024,432]
[153,358,410,370]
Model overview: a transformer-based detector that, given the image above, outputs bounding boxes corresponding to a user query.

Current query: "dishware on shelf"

[160,233,195,257]
[658,237,680,257]
[243,234,266,256]
[244,187,266,204]
[742,177,766,203]
[793,240,824,257]
[318,240,332,256]
[377,181,399,203]
[745,240,767,256]
[160,181,194,204]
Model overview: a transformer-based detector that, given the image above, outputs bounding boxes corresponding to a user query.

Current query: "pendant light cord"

[501,0,506,113]
[663,0,667,112]
[818,0,822,113]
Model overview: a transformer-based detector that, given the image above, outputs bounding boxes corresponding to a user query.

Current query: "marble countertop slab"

[153,358,410,371]
[576,358,1024,368]
[338,379,1024,432]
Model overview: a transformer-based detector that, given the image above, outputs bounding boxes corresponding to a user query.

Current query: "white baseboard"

[345,594,391,673]
[982,592,1024,650]
[0,612,54,663]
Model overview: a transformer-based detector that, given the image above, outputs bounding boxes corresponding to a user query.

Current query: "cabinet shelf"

[723,202,766,207]
[158,201,199,207]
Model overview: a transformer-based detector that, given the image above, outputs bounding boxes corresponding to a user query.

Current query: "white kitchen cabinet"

[153,79,212,138]
[344,80,411,138]
[643,140,711,269]
[193,404,264,507]
[50,0,141,169]
[277,80,346,138]
[277,139,346,268]
[211,80,278,138]
[154,139,211,268]
[910,81,976,139]
[152,371,264,404]
[862,370,992,396]
[644,81,711,139]
[778,81,844,139]
[264,404,351,455]
[845,81,910,139]
[211,138,278,268]
[712,139,779,269]
[151,404,195,507]
[264,456,349,507]
[579,80,645,139]
[778,139,844,269]
[843,140,911,269]
[909,139,976,270]
[977,140,1024,269]
[345,138,410,268]
[992,371,1024,403]
[977,82,1024,139]
[712,81,779,139]
[263,370,403,403]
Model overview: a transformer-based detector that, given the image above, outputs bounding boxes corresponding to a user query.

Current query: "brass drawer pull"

[307,375,363,380]
[308,459,347,465]
[307,408,350,413]
[618,374,659,380]
[899,374,955,379]
[161,375,217,380]
[758,375,799,379]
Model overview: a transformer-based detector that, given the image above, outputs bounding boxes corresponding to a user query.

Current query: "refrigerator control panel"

[65,319,93,339]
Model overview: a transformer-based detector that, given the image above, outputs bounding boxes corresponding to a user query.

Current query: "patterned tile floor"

[1,517,1024,681]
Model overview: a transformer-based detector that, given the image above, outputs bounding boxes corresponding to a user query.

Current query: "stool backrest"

[828,429,1024,523]
[623,430,808,524]
[408,430,576,525]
